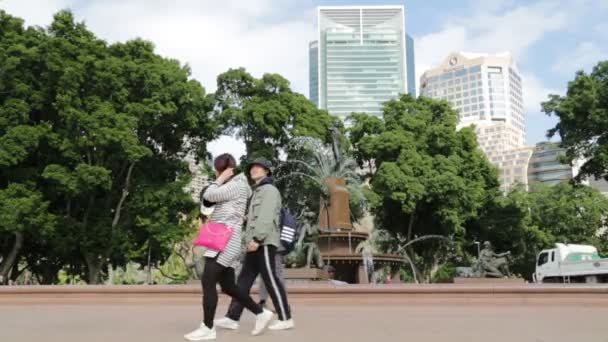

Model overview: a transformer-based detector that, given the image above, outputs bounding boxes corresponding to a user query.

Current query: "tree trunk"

[111,162,134,231]
[406,208,416,242]
[403,207,423,282]
[85,255,104,285]
[0,232,23,285]
[9,263,28,284]
[402,248,423,284]
[82,162,135,285]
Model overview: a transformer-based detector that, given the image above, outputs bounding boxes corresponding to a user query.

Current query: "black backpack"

[279,207,301,254]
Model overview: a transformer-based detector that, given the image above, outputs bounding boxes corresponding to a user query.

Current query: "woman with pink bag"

[184,154,273,341]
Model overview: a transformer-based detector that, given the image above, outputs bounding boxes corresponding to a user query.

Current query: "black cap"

[248,158,273,176]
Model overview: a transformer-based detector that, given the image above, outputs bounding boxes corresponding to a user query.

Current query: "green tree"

[529,183,608,252]
[346,112,385,178]
[0,10,56,284]
[351,95,500,282]
[214,68,338,160]
[0,10,216,284]
[469,189,548,279]
[473,183,608,279]
[276,136,366,225]
[0,184,56,284]
[543,60,608,182]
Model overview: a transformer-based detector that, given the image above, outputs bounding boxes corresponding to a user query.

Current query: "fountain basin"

[317,231,406,283]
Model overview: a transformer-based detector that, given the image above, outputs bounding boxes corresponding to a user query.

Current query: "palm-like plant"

[276,136,366,225]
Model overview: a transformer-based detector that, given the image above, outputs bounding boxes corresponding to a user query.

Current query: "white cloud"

[1,0,316,96]
[0,0,75,25]
[415,27,467,90]
[207,135,246,161]
[415,1,572,84]
[1,0,318,159]
[552,42,608,76]
[521,72,560,115]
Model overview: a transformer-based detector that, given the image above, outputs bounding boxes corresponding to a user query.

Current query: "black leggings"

[226,245,291,321]
[201,257,262,329]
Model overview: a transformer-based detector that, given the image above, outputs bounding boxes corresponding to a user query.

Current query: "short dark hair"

[213,153,237,173]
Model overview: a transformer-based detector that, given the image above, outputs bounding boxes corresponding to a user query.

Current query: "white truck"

[533,243,608,283]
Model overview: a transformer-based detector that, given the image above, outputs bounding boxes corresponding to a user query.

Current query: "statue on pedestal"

[329,126,342,166]
[475,241,512,278]
[299,209,324,269]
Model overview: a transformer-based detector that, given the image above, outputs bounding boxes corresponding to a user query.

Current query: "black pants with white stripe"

[226,245,292,321]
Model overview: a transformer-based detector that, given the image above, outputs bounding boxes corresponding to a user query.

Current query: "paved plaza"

[1,285,608,342]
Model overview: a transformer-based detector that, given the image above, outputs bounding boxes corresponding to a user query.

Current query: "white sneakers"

[184,323,217,341]
[186,310,292,340]
[213,317,239,330]
[269,319,295,331]
[251,309,274,336]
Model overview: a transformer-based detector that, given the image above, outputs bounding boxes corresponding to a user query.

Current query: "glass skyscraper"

[309,6,415,117]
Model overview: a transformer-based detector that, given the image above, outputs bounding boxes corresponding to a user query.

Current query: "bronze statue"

[301,217,325,269]
[329,126,342,165]
[476,241,512,278]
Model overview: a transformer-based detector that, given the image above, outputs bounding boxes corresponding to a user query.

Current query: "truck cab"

[534,243,608,283]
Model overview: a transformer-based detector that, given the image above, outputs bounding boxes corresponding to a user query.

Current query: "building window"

[468,66,482,73]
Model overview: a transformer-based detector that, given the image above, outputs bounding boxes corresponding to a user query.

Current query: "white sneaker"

[251,309,274,336]
[214,317,239,330]
[184,323,216,341]
[269,319,295,331]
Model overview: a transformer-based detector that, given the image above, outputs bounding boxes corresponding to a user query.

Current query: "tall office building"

[527,142,578,186]
[420,52,530,191]
[309,6,415,117]
[528,142,608,196]
[420,52,525,155]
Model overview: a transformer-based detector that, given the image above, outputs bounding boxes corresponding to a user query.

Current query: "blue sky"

[2,0,608,157]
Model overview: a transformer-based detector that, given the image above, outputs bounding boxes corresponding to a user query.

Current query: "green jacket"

[245,177,281,248]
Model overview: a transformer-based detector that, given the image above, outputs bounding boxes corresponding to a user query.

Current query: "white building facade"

[310,6,415,117]
[420,52,530,191]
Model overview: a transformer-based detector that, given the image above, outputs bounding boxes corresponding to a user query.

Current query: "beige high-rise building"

[420,52,530,191]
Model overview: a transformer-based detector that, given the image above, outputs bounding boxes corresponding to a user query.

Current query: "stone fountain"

[300,128,404,284]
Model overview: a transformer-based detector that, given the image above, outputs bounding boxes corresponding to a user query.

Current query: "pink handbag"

[193,222,233,251]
